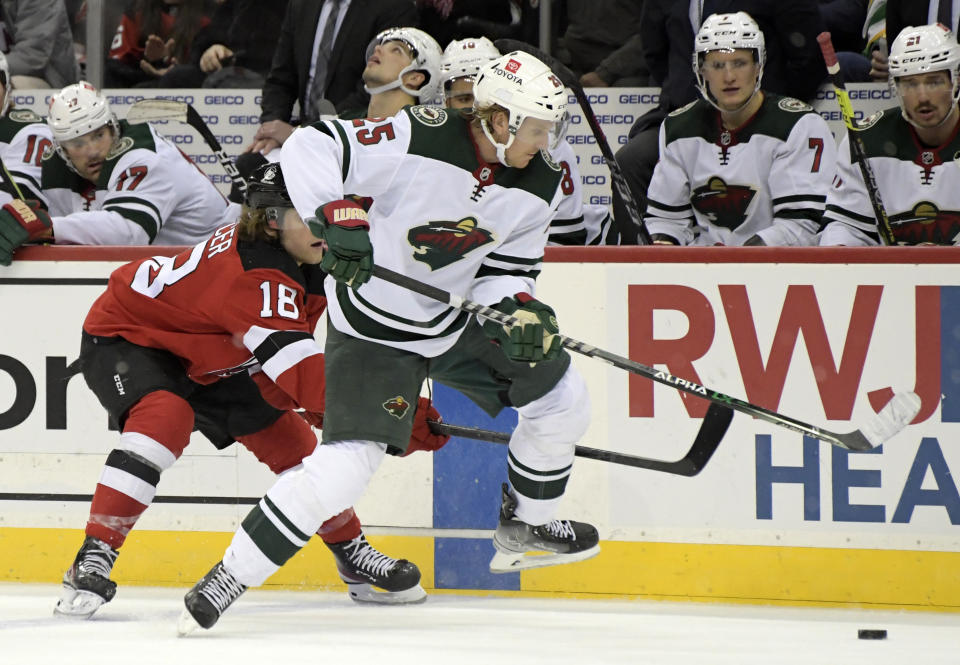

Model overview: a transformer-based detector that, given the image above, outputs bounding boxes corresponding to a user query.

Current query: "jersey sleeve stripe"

[245,327,315,362]
[825,203,875,224]
[259,337,322,382]
[486,251,543,266]
[330,121,351,182]
[646,197,692,213]
[352,287,458,327]
[336,282,471,342]
[549,228,588,245]
[102,205,159,242]
[108,195,163,223]
[772,194,826,205]
[475,265,541,280]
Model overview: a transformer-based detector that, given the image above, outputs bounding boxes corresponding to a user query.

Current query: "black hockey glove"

[482,293,562,363]
[0,199,52,265]
[308,200,373,286]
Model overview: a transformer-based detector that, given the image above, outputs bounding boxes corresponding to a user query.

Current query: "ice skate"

[326,534,426,604]
[178,561,247,636]
[490,483,600,573]
[54,536,119,619]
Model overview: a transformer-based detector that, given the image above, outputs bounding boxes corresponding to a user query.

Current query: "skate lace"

[542,520,576,540]
[78,546,117,578]
[199,566,246,612]
[343,537,396,577]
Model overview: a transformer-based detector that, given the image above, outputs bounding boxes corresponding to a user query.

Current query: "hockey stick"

[429,403,731,476]
[372,264,921,452]
[126,99,247,195]
[493,38,653,245]
[817,32,895,245]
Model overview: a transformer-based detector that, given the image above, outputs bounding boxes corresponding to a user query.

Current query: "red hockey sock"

[318,507,362,543]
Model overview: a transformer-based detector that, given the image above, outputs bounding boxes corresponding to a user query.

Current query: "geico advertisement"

[11,84,893,205]
[536,259,960,551]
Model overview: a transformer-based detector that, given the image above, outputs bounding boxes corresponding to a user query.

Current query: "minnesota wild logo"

[890,201,960,245]
[690,176,756,230]
[408,217,494,270]
[382,396,411,419]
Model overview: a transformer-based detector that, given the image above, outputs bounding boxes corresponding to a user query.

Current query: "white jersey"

[0,109,50,205]
[281,105,565,357]
[41,120,237,246]
[545,140,588,245]
[644,94,836,246]
[820,108,960,246]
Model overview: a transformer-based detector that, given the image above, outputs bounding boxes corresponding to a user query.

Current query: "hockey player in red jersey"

[55,163,447,619]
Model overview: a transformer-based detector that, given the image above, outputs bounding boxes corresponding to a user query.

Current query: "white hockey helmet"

[693,12,766,111]
[472,50,568,165]
[889,23,960,123]
[0,52,10,116]
[439,37,500,98]
[364,27,443,102]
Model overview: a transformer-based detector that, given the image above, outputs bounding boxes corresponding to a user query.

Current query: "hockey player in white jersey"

[180,51,600,633]
[643,12,836,246]
[0,82,236,263]
[0,51,51,205]
[438,37,612,245]
[820,23,960,246]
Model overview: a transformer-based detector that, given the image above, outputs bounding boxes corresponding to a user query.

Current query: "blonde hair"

[467,103,508,134]
[236,205,276,242]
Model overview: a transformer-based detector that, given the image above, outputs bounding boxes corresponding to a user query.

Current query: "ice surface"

[2,583,958,664]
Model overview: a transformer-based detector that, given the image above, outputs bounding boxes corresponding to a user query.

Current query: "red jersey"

[84,224,327,412]
[108,9,211,64]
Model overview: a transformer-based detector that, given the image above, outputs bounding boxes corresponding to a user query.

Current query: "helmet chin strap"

[481,120,514,167]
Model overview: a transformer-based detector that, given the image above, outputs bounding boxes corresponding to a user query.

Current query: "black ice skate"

[326,534,426,604]
[490,483,600,573]
[177,561,247,636]
[54,536,119,619]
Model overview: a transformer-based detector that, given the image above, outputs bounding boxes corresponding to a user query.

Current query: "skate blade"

[347,582,427,605]
[176,609,202,637]
[489,544,601,573]
[53,586,105,619]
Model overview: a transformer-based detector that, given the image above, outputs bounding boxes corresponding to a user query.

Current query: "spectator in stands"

[886,0,957,48]
[863,0,888,81]
[820,23,960,246]
[0,0,81,89]
[819,0,871,81]
[246,0,417,159]
[560,0,649,87]
[104,0,213,89]
[642,12,835,246]
[0,81,235,264]
[417,0,517,47]
[195,0,289,88]
[612,0,825,243]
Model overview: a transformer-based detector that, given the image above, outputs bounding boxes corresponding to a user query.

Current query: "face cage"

[53,117,120,177]
[891,65,960,129]
[693,49,764,113]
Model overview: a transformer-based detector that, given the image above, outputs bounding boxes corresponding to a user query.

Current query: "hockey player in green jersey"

[820,23,960,246]
[180,50,600,633]
[643,12,836,246]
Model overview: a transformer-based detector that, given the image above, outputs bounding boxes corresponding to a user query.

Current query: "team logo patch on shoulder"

[540,148,560,170]
[778,98,813,113]
[410,105,448,126]
[9,109,41,123]
[668,100,698,117]
[106,136,135,159]
[858,110,884,130]
[382,396,411,419]
[408,216,494,270]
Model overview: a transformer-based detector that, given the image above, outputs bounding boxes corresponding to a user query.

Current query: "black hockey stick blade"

[372,264,921,452]
[429,401,732,476]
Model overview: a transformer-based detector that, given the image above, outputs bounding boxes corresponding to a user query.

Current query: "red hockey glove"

[404,397,451,456]
[308,200,373,287]
[482,293,562,363]
[0,199,52,265]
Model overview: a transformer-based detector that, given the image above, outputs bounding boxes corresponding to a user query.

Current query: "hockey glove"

[404,397,451,456]
[309,200,373,287]
[0,199,52,265]
[482,293,562,363]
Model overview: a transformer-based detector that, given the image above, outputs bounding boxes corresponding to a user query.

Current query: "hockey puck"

[857,629,887,640]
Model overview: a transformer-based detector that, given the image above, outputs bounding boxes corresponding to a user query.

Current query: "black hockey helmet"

[244,162,293,209]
